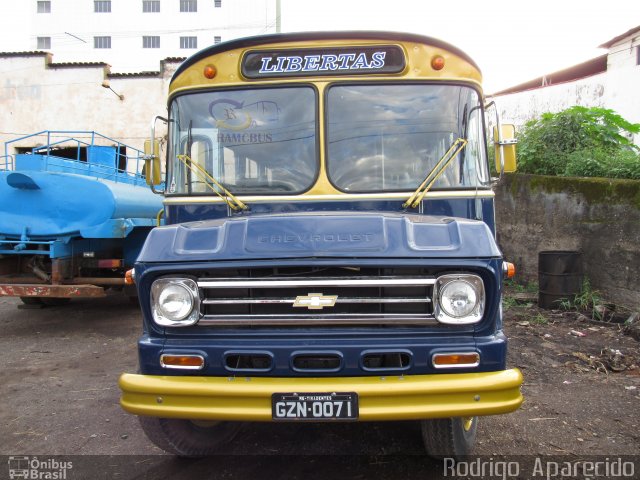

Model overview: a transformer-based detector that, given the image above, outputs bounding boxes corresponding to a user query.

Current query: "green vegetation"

[516,106,640,179]
[530,313,548,325]
[504,279,538,294]
[502,279,538,311]
[559,278,604,320]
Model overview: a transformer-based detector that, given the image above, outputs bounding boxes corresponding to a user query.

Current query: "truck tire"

[20,297,44,305]
[421,416,477,459]
[19,297,70,306]
[41,297,71,306]
[139,416,242,457]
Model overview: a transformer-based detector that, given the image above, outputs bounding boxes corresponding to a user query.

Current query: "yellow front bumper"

[119,369,523,421]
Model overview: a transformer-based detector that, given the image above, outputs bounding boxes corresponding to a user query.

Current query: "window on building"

[94,36,112,48]
[214,0,221,7]
[37,1,51,13]
[142,0,160,12]
[180,0,197,12]
[214,36,222,44]
[180,36,198,49]
[143,36,160,48]
[37,37,52,49]
[94,0,111,12]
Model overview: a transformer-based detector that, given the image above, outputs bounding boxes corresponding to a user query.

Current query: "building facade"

[1,0,276,73]
[0,0,277,154]
[490,26,640,145]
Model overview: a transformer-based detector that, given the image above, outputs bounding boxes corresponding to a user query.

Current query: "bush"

[516,106,640,179]
[564,148,640,180]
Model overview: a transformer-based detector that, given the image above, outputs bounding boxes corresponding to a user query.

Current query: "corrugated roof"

[50,61,108,68]
[108,71,160,78]
[599,25,640,48]
[0,51,49,57]
[0,52,186,76]
[106,57,185,77]
[490,55,607,96]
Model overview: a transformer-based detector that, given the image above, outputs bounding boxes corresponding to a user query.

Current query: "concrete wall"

[495,173,640,310]
[0,53,179,154]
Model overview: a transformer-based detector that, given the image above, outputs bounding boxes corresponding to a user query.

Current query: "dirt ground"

[0,288,638,479]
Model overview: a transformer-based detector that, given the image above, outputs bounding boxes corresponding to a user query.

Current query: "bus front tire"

[139,416,242,457]
[421,416,477,459]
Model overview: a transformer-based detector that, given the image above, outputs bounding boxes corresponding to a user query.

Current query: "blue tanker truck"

[0,131,163,305]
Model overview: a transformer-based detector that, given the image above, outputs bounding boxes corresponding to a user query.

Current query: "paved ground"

[1,292,638,479]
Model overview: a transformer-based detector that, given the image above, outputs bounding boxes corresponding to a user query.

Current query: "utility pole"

[276,0,281,33]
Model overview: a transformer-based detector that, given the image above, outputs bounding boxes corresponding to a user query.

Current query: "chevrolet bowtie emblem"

[293,293,338,310]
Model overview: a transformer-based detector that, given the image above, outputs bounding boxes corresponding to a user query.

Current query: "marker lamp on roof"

[431,55,445,70]
[151,278,200,326]
[434,274,484,324]
[204,64,217,79]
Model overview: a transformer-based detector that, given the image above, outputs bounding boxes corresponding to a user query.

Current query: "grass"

[502,279,539,311]
[559,278,605,320]
[504,279,538,294]
[530,313,548,325]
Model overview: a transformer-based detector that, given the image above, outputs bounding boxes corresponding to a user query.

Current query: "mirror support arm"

[485,101,505,179]
[148,116,168,194]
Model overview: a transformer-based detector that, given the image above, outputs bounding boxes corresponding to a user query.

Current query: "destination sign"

[242,45,406,78]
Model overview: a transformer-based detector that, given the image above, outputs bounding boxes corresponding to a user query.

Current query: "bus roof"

[171,30,481,83]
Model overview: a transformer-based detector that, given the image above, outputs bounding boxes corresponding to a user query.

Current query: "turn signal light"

[503,262,516,279]
[432,352,480,369]
[160,354,205,370]
[124,269,135,285]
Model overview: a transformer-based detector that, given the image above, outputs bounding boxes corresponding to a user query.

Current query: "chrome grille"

[197,273,437,326]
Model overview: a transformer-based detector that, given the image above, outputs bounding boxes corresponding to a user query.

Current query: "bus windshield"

[165,83,489,196]
[166,86,317,195]
[327,84,489,192]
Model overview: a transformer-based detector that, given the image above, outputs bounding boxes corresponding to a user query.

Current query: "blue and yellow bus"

[119,31,521,458]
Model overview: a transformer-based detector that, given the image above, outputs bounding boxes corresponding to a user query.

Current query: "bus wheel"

[139,416,242,457]
[421,416,477,459]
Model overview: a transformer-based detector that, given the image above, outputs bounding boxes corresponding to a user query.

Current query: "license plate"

[272,392,358,421]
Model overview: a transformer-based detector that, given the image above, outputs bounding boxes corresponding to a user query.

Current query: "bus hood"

[137,212,501,262]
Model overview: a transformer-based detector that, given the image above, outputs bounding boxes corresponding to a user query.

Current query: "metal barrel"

[538,250,583,309]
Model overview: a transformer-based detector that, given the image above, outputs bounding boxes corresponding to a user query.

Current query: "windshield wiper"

[402,137,468,209]
[176,154,248,211]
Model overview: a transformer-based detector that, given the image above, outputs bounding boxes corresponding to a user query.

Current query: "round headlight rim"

[151,277,200,327]
[434,274,485,325]
[438,278,479,319]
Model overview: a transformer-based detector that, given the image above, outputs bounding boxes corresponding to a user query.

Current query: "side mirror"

[144,139,162,186]
[494,124,517,173]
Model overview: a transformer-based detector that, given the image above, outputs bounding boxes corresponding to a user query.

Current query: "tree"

[517,106,640,179]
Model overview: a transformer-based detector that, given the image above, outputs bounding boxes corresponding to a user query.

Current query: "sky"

[280,0,640,93]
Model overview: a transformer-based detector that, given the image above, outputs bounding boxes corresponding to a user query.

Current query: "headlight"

[435,274,484,324]
[151,278,200,326]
